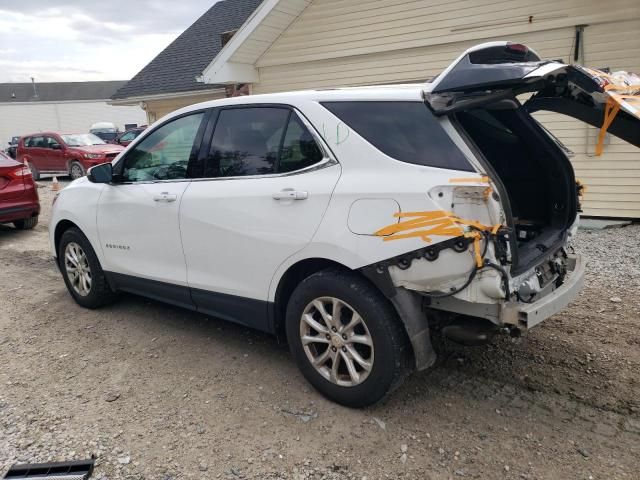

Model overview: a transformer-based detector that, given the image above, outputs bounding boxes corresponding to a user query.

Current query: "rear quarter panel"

[268,101,491,301]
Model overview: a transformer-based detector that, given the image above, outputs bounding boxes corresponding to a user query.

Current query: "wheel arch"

[272,257,351,339]
[67,158,83,171]
[54,219,81,255]
[273,255,436,372]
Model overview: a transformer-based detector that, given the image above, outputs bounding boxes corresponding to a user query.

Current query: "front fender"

[49,179,105,263]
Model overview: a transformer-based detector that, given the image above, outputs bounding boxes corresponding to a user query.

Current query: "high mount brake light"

[505,43,529,54]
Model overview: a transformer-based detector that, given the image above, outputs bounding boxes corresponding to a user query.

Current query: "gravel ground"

[1,178,639,479]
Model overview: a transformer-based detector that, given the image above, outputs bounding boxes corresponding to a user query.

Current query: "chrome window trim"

[112,157,338,186]
[190,156,338,183]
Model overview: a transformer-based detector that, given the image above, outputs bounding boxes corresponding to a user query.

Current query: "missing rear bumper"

[502,253,585,329]
[418,253,584,329]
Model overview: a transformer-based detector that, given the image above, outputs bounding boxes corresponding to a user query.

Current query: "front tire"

[286,268,413,407]
[58,227,118,308]
[13,216,38,230]
[69,161,85,180]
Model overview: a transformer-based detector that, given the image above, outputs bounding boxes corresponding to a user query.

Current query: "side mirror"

[87,162,113,183]
[51,143,62,150]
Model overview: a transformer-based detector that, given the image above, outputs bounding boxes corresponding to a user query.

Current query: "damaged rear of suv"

[308,41,639,405]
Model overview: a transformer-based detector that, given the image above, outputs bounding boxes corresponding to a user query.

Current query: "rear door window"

[279,114,324,173]
[322,101,472,171]
[204,107,325,178]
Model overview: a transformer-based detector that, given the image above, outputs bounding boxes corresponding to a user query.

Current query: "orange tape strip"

[448,175,490,184]
[596,97,621,156]
[375,210,503,268]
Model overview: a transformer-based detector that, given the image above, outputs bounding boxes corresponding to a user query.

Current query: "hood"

[69,144,124,155]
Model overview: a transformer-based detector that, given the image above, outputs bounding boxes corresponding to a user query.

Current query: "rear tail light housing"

[8,165,33,179]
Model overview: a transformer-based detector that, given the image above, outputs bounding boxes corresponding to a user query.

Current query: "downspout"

[31,77,39,99]
[574,25,591,156]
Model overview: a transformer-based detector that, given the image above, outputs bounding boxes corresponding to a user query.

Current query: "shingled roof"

[0,81,127,103]
[111,0,262,100]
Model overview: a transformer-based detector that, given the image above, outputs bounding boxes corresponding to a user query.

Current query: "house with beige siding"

[116,0,640,218]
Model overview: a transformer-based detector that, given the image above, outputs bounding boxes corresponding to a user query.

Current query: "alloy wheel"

[70,163,84,180]
[64,242,92,296]
[300,296,374,387]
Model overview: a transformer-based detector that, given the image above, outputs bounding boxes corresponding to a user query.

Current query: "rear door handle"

[272,189,308,201]
[153,192,177,202]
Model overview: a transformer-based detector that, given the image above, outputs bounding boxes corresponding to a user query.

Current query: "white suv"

[50,43,639,407]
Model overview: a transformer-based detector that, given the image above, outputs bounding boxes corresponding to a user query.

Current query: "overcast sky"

[0,1,217,83]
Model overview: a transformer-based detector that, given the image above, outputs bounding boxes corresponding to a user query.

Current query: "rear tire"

[58,227,118,308]
[27,161,40,181]
[69,161,85,180]
[13,216,38,230]
[286,267,413,407]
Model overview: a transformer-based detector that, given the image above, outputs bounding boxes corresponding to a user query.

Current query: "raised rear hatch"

[425,41,640,150]
[425,42,640,274]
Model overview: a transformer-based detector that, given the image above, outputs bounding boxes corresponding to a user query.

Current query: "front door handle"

[153,192,177,202]
[272,189,308,201]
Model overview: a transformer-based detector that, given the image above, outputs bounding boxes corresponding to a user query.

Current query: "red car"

[0,150,40,229]
[17,132,124,181]
[112,126,146,147]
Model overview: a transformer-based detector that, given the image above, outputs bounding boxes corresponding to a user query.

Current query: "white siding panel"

[257,0,638,66]
[255,27,576,92]
[0,101,146,144]
[232,0,313,62]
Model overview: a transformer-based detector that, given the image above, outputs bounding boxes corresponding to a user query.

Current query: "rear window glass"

[322,101,472,171]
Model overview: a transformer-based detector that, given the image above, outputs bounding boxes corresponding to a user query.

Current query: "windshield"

[61,133,106,146]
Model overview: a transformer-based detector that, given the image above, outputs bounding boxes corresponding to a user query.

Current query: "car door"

[45,135,65,171]
[96,110,209,309]
[27,136,48,171]
[180,106,341,330]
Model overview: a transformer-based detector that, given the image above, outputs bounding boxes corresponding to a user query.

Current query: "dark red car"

[0,150,40,230]
[112,126,146,147]
[17,132,124,180]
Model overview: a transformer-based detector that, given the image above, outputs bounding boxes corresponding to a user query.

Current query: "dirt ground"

[1,179,639,480]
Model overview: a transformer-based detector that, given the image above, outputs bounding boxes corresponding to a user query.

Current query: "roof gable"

[111,0,262,100]
[201,0,311,84]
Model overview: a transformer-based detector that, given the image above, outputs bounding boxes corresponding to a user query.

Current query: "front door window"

[122,112,205,182]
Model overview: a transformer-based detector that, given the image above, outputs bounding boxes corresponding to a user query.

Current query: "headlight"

[84,153,102,159]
